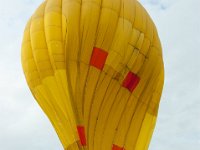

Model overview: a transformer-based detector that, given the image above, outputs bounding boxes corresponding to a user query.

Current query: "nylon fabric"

[21,0,164,149]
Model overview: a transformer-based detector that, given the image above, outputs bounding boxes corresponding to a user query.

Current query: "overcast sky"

[0,0,200,150]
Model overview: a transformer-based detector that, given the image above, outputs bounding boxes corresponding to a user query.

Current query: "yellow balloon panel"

[21,0,164,150]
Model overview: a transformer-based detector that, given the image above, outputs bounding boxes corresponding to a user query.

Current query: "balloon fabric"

[21,0,164,150]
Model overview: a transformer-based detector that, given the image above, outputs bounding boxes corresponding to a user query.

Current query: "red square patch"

[90,47,108,70]
[122,71,140,92]
[77,126,86,146]
[112,144,125,150]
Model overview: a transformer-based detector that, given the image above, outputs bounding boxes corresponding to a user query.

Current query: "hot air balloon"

[21,0,164,150]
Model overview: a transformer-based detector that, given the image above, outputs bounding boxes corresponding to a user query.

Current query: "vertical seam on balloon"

[57,0,80,145]
[80,1,104,148]
[74,0,82,124]
[101,87,129,150]
[60,0,82,147]
[140,6,150,57]
[80,0,101,146]
[29,12,44,84]
[133,69,161,149]
[80,3,103,122]
[63,0,83,132]
[93,79,117,148]
[89,72,114,150]
[22,20,35,87]
[134,79,161,149]
[121,58,160,149]
[122,70,152,148]
[90,1,124,149]
[43,1,56,72]
[141,72,164,149]
[93,80,122,150]
[112,37,157,148]
[32,2,53,79]
[62,0,77,124]
[101,78,133,149]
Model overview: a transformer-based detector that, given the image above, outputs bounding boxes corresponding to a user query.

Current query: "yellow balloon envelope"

[21,0,164,150]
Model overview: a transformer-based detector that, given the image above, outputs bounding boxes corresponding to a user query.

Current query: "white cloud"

[0,0,199,150]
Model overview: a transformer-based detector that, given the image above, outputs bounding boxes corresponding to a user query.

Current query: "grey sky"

[0,0,199,150]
